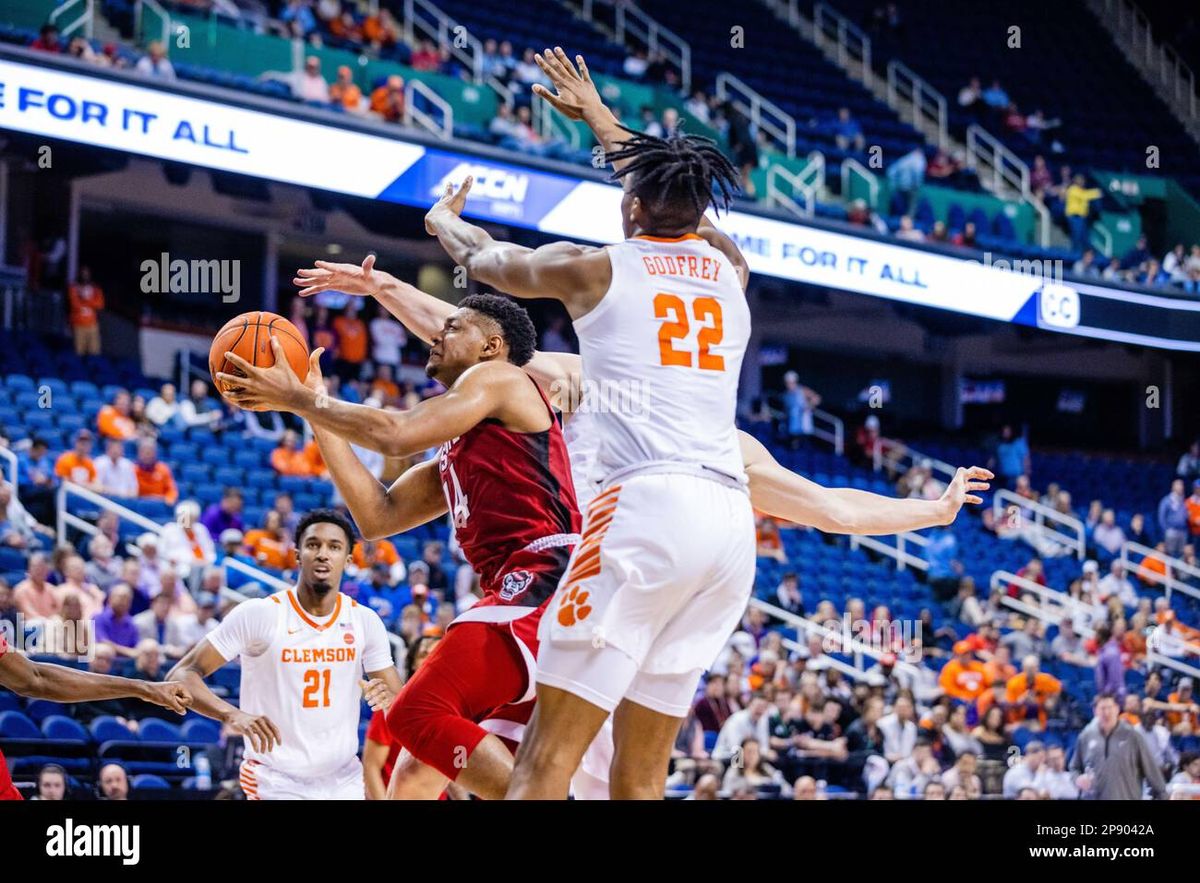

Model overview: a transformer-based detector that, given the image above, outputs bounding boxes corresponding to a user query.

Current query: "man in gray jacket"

[1070,693,1167,799]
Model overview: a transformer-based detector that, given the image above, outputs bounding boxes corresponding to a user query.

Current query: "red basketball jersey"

[436,378,580,607]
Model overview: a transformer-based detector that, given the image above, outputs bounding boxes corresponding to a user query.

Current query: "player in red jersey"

[0,631,192,799]
[218,293,581,800]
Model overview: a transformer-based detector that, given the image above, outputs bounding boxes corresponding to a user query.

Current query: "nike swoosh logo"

[287,627,301,635]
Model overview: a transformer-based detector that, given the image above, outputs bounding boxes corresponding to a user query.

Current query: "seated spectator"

[952,221,978,248]
[1097,560,1137,608]
[352,537,404,582]
[1073,249,1100,277]
[329,65,363,112]
[46,592,90,658]
[134,439,178,504]
[1033,744,1079,799]
[243,510,297,570]
[292,55,330,102]
[957,76,982,111]
[939,641,989,703]
[58,554,106,621]
[145,383,181,428]
[895,215,925,243]
[1030,155,1053,197]
[0,480,51,550]
[878,693,919,763]
[1008,556,1046,598]
[370,74,406,123]
[833,107,865,152]
[133,591,175,648]
[1002,741,1045,798]
[54,428,99,489]
[13,552,58,619]
[31,23,62,53]
[775,572,803,616]
[201,488,245,540]
[97,390,137,440]
[1005,654,1062,730]
[712,693,771,762]
[409,39,440,72]
[971,705,1010,760]
[94,437,138,498]
[982,79,1009,109]
[18,437,59,524]
[1050,619,1091,666]
[165,590,219,655]
[160,500,216,579]
[983,644,1017,686]
[755,515,788,563]
[93,583,140,657]
[1177,441,1200,483]
[1138,541,1170,586]
[181,380,223,430]
[623,49,649,80]
[272,429,314,476]
[135,41,175,80]
[692,673,733,733]
[280,0,317,36]
[97,762,129,800]
[723,737,790,796]
[1002,102,1026,133]
[926,149,958,180]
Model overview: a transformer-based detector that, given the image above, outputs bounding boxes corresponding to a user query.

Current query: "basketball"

[209,311,309,408]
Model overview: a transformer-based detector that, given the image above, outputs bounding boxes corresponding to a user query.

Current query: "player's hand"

[303,347,327,397]
[361,678,395,713]
[294,254,381,299]
[532,47,602,121]
[217,337,306,413]
[424,176,473,235]
[143,682,192,715]
[226,709,283,753]
[938,466,993,524]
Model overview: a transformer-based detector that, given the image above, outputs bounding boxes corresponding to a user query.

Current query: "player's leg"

[387,748,450,799]
[609,697,687,800]
[570,717,614,800]
[506,682,612,799]
[384,621,525,800]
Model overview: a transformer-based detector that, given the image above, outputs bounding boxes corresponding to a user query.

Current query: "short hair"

[607,125,741,224]
[295,508,355,548]
[458,294,536,367]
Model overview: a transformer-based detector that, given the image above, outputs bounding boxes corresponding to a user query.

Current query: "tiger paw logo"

[499,570,533,601]
[557,585,592,627]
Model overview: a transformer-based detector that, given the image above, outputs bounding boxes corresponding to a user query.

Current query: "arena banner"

[2,54,1199,351]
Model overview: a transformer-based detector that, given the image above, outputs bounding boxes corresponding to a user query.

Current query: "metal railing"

[1146,637,1200,681]
[50,0,95,40]
[812,2,873,88]
[56,481,291,594]
[575,0,692,94]
[811,407,845,456]
[840,156,880,210]
[402,0,513,105]
[135,0,173,47]
[992,488,1086,560]
[765,153,824,216]
[886,60,947,150]
[405,78,454,141]
[532,94,582,149]
[748,597,925,683]
[990,570,1098,633]
[1120,539,1200,605]
[717,72,797,158]
[1090,221,1113,257]
[873,438,958,486]
[849,530,930,572]
[1089,0,1198,140]
[965,124,1030,199]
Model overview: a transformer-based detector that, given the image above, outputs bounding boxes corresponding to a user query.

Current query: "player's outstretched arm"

[0,649,191,713]
[739,431,992,534]
[166,639,282,753]
[294,254,453,346]
[423,178,611,318]
[533,48,630,168]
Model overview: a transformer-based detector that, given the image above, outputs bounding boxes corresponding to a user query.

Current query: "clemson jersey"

[206,590,393,779]
[575,234,749,487]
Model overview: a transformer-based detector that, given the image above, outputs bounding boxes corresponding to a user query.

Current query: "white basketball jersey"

[573,235,749,485]
[206,589,394,779]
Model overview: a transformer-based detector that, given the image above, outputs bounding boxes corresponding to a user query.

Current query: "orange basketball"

[209,311,309,409]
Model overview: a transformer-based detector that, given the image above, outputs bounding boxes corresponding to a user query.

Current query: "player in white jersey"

[168,509,402,799]
[293,247,991,800]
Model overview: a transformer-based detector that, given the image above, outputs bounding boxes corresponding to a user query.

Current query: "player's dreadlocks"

[606,125,741,226]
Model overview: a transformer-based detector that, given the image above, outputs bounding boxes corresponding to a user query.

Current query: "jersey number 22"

[654,293,725,371]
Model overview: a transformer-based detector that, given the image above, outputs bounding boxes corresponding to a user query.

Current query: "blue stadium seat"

[90,716,133,743]
[24,699,66,724]
[131,774,170,790]
[42,715,90,741]
[181,718,221,744]
[0,710,39,738]
[138,719,183,742]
